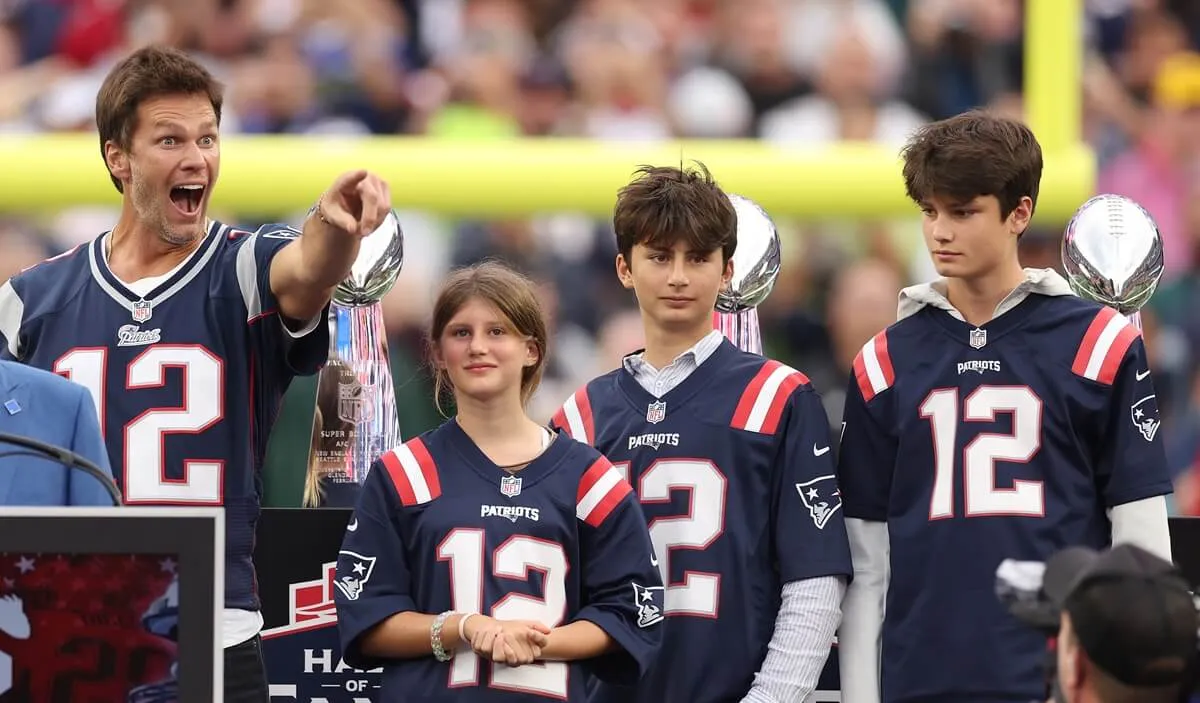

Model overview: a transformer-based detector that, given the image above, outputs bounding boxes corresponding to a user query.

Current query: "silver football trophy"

[1061,194,1164,330]
[307,210,405,492]
[714,194,783,354]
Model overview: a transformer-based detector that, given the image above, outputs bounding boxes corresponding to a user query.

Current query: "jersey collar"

[896,267,1074,323]
[443,418,573,491]
[621,329,725,378]
[88,220,228,323]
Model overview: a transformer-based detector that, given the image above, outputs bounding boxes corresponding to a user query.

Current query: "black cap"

[1044,543,1199,687]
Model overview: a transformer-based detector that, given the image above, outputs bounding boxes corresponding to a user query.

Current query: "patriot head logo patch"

[334,550,377,601]
[1130,395,1161,442]
[796,475,843,530]
[630,582,665,629]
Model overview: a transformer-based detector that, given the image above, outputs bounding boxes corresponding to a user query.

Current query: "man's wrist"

[310,194,332,227]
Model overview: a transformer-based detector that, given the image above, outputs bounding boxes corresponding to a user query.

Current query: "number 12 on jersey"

[920,385,1044,519]
[55,345,225,504]
[438,529,569,698]
[612,459,726,619]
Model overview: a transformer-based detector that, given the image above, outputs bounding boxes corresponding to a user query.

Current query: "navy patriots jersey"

[837,292,1173,703]
[551,339,853,703]
[335,419,664,702]
[0,221,328,614]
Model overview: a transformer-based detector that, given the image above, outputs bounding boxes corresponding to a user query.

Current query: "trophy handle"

[713,310,764,355]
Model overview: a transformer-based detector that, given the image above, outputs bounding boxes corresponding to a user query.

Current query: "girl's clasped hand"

[463,614,553,667]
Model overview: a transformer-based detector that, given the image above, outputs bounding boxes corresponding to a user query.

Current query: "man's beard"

[131,179,203,248]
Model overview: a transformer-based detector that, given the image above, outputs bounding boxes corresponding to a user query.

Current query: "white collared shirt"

[622,329,725,397]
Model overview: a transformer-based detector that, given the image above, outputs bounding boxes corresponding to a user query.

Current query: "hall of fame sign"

[261,561,382,702]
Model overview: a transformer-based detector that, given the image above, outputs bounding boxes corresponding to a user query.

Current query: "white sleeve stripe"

[562,394,588,442]
[861,339,888,394]
[234,232,264,320]
[1083,313,1130,380]
[0,281,23,358]
[395,443,434,504]
[744,364,799,433]
[576,467,621,521]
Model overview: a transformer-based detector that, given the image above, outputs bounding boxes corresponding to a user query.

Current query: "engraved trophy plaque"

[307,210,405,502]
[1062,194,1164,330]
[714,194,783,353]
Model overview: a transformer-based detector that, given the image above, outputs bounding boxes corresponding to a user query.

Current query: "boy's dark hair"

[612,162,737,264]
[95,45,225,194]
[901,110,1043,220]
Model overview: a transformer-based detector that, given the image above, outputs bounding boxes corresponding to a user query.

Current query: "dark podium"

[254,508,1200,702]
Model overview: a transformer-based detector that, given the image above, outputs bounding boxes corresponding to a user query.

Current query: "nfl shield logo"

[500,475,522,498]
[969,328,987,349]
[131,300,153,323]
[337,379,376,424]
[646,401,666,424]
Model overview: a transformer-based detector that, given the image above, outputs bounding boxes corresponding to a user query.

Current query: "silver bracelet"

[431,610,455,662]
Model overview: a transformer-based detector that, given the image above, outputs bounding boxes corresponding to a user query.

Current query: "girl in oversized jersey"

[334,262,664,702]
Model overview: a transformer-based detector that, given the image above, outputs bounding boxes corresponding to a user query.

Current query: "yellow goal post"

[0,0,1090,223]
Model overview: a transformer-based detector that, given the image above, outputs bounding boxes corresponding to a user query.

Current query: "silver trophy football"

[308,210,405,492]
[714,194,783,354]
[1061,194,1164,330]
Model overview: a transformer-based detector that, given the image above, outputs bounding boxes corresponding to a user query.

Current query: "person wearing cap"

[1046,543,1199,703]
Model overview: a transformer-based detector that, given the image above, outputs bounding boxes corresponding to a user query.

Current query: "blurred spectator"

[1098,50,1200,284]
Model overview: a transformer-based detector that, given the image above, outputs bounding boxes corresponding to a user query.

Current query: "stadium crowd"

[2,0,1200,511]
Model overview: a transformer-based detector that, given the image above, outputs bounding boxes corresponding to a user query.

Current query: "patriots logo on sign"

[969,328,987,349]
[334,550,377,601]
[500,474,522,498]
[1131,395,1161,442]
[646,400,666,424]
[132,300,153,323]
[796,475,843,529]
[630,582,665,629]
[261,560,384,700]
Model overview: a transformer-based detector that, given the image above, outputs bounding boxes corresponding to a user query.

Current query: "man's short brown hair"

[901,110,1043,220]
[612,162,737,263]
[95,45,224,193]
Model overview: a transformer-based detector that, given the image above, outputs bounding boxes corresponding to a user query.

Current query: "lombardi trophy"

[714,194,783,353]
[1061,194,1164,330]
[307,210,405,493]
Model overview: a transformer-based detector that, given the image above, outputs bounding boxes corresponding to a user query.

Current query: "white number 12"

[438,529,569,698]
[920,385,1044,520]
[55,344,225,504]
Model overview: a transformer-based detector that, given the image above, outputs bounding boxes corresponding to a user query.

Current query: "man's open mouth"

[169,184,205,215]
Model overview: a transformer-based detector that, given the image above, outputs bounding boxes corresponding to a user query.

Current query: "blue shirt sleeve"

[335,459,417,670]
[836,369,898,523]
[573,456,664,685]
[773,386,853,583]
[67,382,117,506]
[234,224,330,377]
[1095,337,1174,506]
